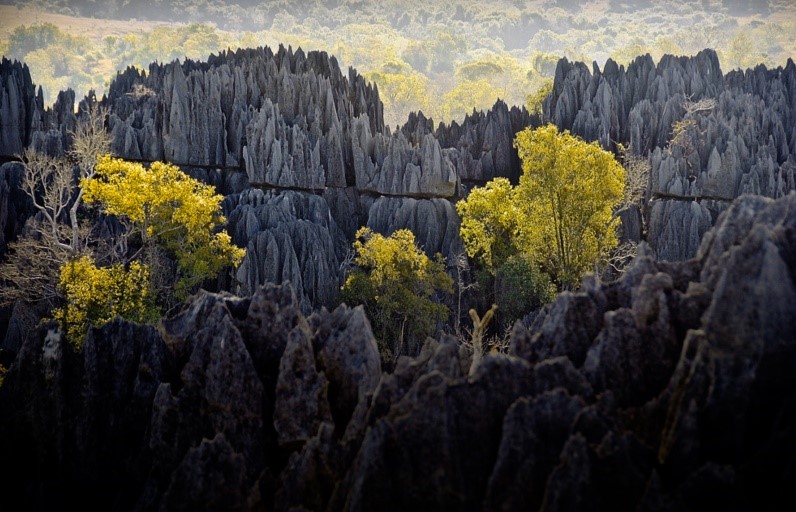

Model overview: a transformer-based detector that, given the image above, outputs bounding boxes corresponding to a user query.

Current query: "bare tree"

[683,97,718,115]
[669,97,717,156]
[68,104,111,249]
[20,149,76,252]
[485,323,514,355]
[19,104,110,253]
[667,95,717,183]
[595,240,639,283]
[452,252,478,337]
[0,104,110,306]
[0,221,72,306]
[617,143,650,209]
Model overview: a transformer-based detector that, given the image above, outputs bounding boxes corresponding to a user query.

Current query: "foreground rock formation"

[2,191,794,510]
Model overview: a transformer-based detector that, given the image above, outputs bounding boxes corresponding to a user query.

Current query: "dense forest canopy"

[1,0,793,125]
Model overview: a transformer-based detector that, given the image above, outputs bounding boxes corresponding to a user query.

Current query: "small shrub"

[494,255,556,325]
[340,228,453,361]
[53,255,158,346]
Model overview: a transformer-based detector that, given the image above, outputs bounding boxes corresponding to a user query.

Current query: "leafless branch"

[618,144,650,208]
[683,96,717,116]
[452,251,477,336]
[20,149,75,251]
[0,221,74,307]
[70,104,111,179]
[595,240,639,283]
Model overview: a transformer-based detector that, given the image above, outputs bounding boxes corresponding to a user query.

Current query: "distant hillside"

[2,0,794,125]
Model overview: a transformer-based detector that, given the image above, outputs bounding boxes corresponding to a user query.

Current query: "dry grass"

[0,5,177,43]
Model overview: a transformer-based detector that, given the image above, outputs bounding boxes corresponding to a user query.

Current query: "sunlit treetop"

[83,155,245,298]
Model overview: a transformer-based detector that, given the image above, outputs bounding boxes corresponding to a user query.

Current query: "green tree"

[442,79,502,122]
[50,155,246,345]
[514,124,625,288]
[531,51,560,77]
[364,68,430,128]
[456,178,555,323]
[456,177,519,273]
[458,123,624,299]
[722,32,757,70]
[0,105,110,309]
[0,111,245,346]
[456,61,504,82]
[340,227,453,361]
[526,78,553,118]
[82,155,246,302]
[53,256,157,343]
[494,255,556,324]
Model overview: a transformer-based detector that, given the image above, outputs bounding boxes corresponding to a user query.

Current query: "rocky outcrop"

[1,46,542,322]
[6,46,796,307]
[29,88,78,156]
[105,46,382,171]
[224,188,348,313]
[0,162,33,258]
[0,58,43,157]
[646,199,713,261]
[546,51,724,153]
[2,191,794,510]
[433,99,532,185]
[353,124,458,198]
[546,50,796,260]
[365,195,464,259]
[97,47,495,308]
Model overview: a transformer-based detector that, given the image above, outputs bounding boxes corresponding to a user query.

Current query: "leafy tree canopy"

[458,123,625,296]
[514,124,625,288]
[83,156,246,299]
[54,256,157,343]
[340,227,452,360]
[456,177,520,273]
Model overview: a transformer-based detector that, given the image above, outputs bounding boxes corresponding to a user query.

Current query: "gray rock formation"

[432,100,531,185]
[0,58,42,156]
[647,199,713,261]
[1,191,794,510]
[352,121,458,198]
[6,45,796,320]
[96,47,499,309]
[0,162,32,257]
[546,50,796,260]
[104,46,383,176]
[365,195,464,259]
[1,46,543,325]
[224,188,347,313]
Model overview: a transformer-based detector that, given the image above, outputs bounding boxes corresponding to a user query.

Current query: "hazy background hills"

[1,0,794,126]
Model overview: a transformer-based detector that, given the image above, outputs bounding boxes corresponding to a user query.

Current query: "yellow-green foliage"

[458,124,624,293]
[441,79,504,123]
[514,124,625,288]
[457,178,557,321]
[54,256,157,346]
[0,363,6,388]
[4,2,793,114]
[364,69,430,127]
[526,78,553,117]
[456,177,520,273]
[494,255,556,323]
[83,156,246,299]
[340,227,453,359]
